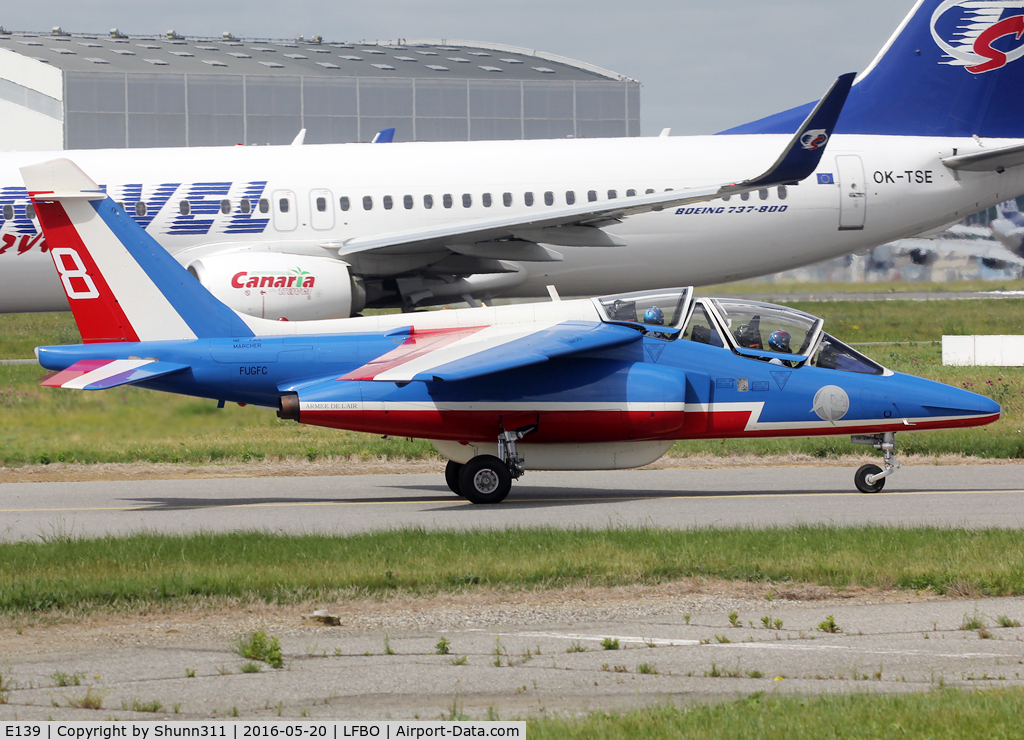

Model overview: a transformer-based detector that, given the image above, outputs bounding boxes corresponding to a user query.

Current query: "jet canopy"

[592,288,885,375]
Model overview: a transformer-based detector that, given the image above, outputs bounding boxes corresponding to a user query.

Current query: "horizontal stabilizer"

[343,321,641,383]
[41,358,189,390]
[942,143,1024,172]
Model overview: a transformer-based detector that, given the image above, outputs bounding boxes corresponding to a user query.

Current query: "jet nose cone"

[923,384,1001,422]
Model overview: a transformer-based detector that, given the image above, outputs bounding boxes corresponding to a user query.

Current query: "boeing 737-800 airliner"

[3,0,1024,320]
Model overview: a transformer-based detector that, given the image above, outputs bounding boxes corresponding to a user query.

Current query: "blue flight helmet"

[768,329,792,353]
[643,306,665,325]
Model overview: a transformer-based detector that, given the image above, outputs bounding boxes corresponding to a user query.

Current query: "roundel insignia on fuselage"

[812,385,850,423]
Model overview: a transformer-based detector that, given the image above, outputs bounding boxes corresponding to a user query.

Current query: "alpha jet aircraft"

[27,160,1001,504]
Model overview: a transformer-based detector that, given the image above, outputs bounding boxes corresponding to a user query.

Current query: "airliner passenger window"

[462,194,472,208]
[759,189,769,201]
[258,199,269,214]
[117,202,125,211]
[503,192,512,207]
[777,186,788,200]
[482,193,492,207]
[221,200,232,214]
[25,204,35,220]
[136,202,147,217]
[383,196,394,210]
[316,197,327,212]
[588,190,597,202]
[645,189,655,194]
[524,192,534,206]
[566,191,575,205]
[424,194,434,209]
[276,198,289,214]
[403,195,414,210]
[443,194,453,208]
[339,197,350,211]
[544,191,554,206]
[363,196,373,210]
[608,190,617,199]
[626,189,636,197]
[741,192,750,201]
[240,199,251,214]
[2,205,13,220]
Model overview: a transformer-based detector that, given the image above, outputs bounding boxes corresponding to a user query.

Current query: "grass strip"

[3,525,1024,614]
[526,688,1024,740]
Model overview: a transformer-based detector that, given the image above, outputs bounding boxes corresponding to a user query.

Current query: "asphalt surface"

[2,464,1024,541]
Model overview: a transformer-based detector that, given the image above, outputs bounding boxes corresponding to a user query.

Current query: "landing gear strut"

[851,432,901,493]
[450,423,538,504]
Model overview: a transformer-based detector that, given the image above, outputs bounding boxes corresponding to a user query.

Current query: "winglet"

[724,72,855,193]
[372,128,396,144]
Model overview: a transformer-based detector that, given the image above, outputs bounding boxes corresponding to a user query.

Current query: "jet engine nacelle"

[188,253,366,320]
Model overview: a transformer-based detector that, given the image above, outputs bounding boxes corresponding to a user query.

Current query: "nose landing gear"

[851,432,901,493]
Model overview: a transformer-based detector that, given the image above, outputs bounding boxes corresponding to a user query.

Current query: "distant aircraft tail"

[723,0,1024,138]
[22,158,253,344]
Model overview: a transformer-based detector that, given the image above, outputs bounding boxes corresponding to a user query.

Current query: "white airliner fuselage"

[1,133,1020,314]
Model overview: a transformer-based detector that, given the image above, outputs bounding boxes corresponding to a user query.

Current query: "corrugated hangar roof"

[0,29,633,82]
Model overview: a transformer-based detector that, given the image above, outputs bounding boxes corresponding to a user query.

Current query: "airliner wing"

[341,320,641,383]
[325,73,854,270]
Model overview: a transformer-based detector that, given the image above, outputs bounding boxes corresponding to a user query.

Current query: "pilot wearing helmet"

[768,329,793,366]
[643,306,670,340]
[644,306,664,325]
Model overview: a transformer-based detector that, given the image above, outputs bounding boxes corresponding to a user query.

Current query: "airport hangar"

[0,26,640,151]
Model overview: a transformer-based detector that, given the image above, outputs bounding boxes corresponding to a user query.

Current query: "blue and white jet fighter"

[26,159,1001,504]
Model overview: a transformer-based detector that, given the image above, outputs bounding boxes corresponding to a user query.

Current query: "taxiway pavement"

[2,463,1023,541]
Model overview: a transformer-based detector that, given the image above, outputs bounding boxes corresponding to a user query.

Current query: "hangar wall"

[0,47,62,150]
[0,32,639,151]
[63,73,639,149]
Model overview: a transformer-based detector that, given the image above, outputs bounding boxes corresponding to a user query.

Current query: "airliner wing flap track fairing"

[329,74,855,263]
[28,160,1001,505]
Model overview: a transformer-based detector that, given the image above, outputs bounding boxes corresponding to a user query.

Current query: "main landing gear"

[445,424,537,504]
[851,432,901,494]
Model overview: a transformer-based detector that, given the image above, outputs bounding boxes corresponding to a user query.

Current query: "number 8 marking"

[52,247,100,299]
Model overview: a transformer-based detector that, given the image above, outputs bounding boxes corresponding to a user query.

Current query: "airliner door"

[272,190,298,232]
[836,155,867,231]
[309,189,335,231]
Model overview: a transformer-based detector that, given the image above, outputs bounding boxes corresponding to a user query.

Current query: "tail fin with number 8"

[23,158,253,344]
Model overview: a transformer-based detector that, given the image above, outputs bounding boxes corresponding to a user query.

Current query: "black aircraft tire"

[855,464,885,494]
[445,460,464,496]
[459,455,512,505]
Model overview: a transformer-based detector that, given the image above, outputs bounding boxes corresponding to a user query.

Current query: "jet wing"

[41,358,189,390]
[341,321,642,383]
[324,74,855,267]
